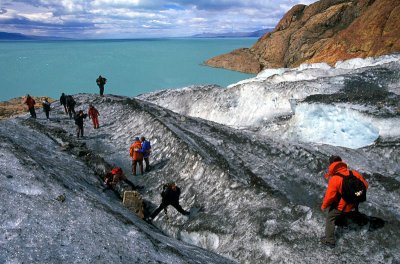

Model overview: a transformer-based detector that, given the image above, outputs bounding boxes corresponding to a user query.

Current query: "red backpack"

[111,167,123,175]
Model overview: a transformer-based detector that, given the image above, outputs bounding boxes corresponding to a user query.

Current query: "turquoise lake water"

[0,38,256,101]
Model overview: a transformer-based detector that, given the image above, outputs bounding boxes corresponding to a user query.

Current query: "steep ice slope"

[0,116,236,264]
[2,89,397,263]
[132,56,400,262]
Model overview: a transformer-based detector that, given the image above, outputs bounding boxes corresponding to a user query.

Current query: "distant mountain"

[192,28,273,38]
[0,32,68,40]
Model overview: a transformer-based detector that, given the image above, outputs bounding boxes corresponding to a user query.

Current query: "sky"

[0,0,316,39]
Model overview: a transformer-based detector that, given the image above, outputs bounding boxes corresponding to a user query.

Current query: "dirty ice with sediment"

[1,54,400,263]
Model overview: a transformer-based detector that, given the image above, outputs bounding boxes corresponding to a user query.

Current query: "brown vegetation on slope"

[0,96,54,120]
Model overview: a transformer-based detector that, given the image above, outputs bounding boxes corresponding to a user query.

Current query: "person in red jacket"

[24,94,36,118]
[129,137,143,176]
[320,155,368,248]
[88,104,100,129]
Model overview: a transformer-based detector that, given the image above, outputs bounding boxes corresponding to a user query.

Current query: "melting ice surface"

[142,53,400,149]
[1,54,399,264]
[282,104,380,149]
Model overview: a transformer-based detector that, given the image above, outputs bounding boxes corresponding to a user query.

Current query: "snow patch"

[335,54,399,69]
[229,54,400,87]
[180,231,220,250]
[261,241,275,258]
[16,186,43,195]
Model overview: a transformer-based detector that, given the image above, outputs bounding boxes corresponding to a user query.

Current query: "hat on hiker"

[134,137,140,141]
[329,155,342,165]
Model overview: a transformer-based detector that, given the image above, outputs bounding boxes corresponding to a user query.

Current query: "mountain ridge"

[0,31,69,40]
[191,28,273,38]
[205,0,400,73]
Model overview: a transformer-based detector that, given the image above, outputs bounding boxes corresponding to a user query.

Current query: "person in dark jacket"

[147,182,189,222]
[66,95,76,119]
[59,93,67,114]
[140,136,151,172]
[24,94,36,118]
[74,110,87,138]
[96,75,107,96]
[42,97,51,119]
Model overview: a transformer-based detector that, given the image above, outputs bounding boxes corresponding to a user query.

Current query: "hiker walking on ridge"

[88,104,100,129]
[140,136,151,172]
[129,137,144,176]
[66,95,76,119]
[320,155,368,248]
[96,75,107,96]
[74,110,87,138]
[146,182,190,222]
[42,97,51,119]
[24,94,36,118]
[59,93,67,114]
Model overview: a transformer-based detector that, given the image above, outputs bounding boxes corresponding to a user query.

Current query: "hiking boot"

[320,237,335,248]
[145,217,153,223]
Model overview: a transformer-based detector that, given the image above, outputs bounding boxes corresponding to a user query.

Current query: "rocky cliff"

[205,0,400,73]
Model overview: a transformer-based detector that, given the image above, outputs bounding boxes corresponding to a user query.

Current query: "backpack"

[336,170,367,205]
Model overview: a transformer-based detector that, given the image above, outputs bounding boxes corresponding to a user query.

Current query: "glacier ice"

[1,54,399,263]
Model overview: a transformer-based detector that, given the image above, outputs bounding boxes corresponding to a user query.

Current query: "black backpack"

[336,170,367,205]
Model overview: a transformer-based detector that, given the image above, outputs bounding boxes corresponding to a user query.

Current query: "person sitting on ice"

[146,182,189,222]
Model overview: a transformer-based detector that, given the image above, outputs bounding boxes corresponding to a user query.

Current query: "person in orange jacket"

[129,137,143,176]
[88,104,100,129]
[24,94,36,118]
[320,155,368,248]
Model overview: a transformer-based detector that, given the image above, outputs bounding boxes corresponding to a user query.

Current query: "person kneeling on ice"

[320,155,368,248]
[104,167,123,187]
[147,182,189,222]
[103,167,137,189]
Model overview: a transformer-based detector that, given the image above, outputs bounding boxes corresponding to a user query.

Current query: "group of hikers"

[24,77,372,247]
[105,136,190,222]
[23,94,51,120]
[24,75,105,138]
[59,93,101,138]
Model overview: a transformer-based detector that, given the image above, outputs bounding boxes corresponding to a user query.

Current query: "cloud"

[0,0,318,38]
